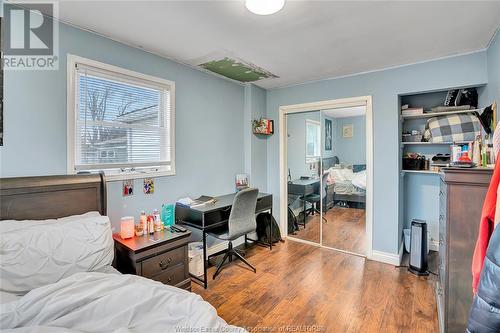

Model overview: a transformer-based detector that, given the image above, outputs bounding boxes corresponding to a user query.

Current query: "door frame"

[279,96,374,259]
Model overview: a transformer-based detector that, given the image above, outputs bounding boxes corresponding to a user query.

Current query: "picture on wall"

[343,124,353,138]
[143,178,155,194]
[325,119,332,151]
[122,180,134,197]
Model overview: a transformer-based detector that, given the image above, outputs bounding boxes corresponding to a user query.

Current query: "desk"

[288,179,320,226]
[175,192,273,288]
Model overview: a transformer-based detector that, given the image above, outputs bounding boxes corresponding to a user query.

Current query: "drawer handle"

[167,277,172,284]
[159,258,172,270]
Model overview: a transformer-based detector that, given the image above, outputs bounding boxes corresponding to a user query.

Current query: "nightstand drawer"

[149,264,186,286]
[142,247,185,277]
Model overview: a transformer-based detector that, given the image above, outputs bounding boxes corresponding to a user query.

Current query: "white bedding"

[0,271,246,333]
[0,291,20,305]
[327,167,366,195]
[0,212,113,294]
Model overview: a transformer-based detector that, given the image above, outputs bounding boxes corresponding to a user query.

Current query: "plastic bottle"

[139,211,147,236]
[153,209,162,232]
[459,145,472,162]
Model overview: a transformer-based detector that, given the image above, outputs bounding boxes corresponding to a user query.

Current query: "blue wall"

[267,51,488,254]
[1,12,498,257]
[0,19,248,230]
[487,29,500,108]
[335,116,366,165]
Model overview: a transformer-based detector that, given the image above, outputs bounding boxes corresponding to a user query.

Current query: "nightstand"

[113,230,192,291]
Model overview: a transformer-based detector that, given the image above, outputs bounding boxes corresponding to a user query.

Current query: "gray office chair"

[208,187,259,280]
[303,173,328,224]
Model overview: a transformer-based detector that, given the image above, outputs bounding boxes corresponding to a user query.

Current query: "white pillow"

[0,212,113,294]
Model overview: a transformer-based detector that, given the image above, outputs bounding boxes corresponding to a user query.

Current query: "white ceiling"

[322,106,365,118]
[40,1,500,89]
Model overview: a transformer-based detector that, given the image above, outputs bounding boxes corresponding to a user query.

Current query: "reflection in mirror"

[286,110,321,244]
[320,106,367,255]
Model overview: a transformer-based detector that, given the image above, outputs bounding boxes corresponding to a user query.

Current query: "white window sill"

[74,170,176,182]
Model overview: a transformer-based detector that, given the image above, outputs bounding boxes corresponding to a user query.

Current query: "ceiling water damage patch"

[199,57,278,82]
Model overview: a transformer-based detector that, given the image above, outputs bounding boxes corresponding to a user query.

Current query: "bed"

[322,157,366,207]
[0,173,245,333]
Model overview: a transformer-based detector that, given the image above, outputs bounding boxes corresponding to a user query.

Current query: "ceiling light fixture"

[245,0,285,15]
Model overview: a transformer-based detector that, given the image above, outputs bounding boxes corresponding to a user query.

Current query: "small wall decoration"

[325,119,332,150]
[342,124,353,138]
[143,178,155,194]
[252,118,274,135]
[235,173,249,191]
[122,179,134,196]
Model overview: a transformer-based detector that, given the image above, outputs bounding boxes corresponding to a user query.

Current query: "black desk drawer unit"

[175,192,273,289]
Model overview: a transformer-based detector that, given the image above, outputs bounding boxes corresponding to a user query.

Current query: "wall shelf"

[401,141,470,148]
[401,108,479,120]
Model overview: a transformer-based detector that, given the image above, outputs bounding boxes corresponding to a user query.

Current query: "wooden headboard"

[0,173,107,220]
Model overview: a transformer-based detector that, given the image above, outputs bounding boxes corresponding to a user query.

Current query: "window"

[67,55,175,180]
[305,119,320,163]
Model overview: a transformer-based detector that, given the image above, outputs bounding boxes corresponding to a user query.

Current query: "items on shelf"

[443,88,478,109]
[424,113,481,143]
[402,130,423,142]
[403,153,426,171]
[401,105,424,116]
[430,105,471,113]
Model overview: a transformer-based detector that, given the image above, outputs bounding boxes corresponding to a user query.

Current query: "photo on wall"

[143,178,155,194]
[343,124,353,138]
[325,118,332,150]
[122,180,134,197]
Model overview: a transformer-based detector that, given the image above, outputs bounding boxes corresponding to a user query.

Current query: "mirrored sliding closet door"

[320,107,367,256]
[286,110,322,245]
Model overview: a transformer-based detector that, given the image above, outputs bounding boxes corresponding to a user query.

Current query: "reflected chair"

[303,173,329,224]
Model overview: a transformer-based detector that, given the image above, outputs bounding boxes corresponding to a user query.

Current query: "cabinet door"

[447,182,488,333]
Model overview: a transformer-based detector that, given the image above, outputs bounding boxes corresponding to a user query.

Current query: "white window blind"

[72,62,173,175]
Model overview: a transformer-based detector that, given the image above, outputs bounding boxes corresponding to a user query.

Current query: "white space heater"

[409,219,428,276]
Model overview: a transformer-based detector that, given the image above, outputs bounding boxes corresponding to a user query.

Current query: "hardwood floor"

[193,241,438,333]
[290,207,366,255]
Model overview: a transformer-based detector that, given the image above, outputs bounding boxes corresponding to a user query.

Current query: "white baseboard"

[370,242,403,266]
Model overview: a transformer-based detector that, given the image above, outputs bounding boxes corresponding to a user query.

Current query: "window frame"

[305,119,321,163]
[67,54,176,181]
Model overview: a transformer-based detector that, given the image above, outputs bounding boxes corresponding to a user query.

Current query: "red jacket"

[472,157,500,293]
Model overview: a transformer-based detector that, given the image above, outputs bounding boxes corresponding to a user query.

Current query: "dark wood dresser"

[113,230,192,291]
[437,167,492,333]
